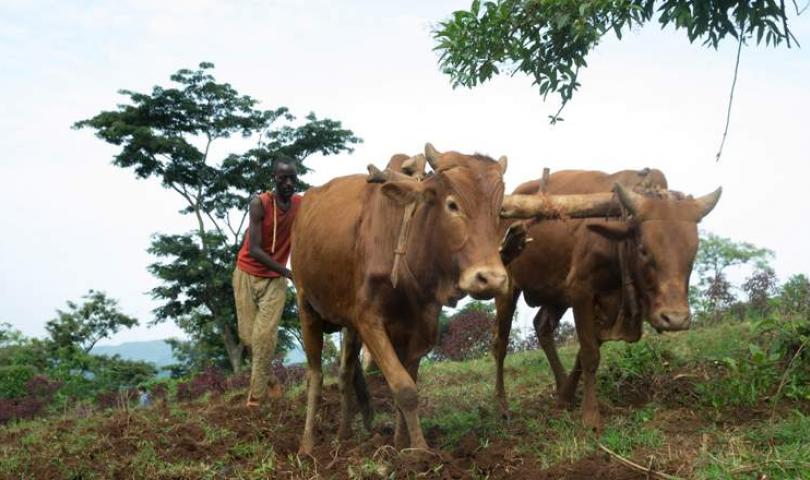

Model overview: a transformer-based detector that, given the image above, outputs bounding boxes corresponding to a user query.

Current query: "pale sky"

[1,1,808,346]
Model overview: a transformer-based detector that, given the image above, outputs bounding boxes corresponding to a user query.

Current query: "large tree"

[434,0,798,122]
[691,231,773,320]
[75,63,361,372]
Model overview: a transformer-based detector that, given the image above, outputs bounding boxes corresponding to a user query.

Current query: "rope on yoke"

[391,195,418,288]
[617,188,640,326]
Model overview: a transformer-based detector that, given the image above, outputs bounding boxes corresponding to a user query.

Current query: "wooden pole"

[500,192,621,219]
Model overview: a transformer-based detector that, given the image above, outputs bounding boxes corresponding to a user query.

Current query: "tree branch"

[234,210,249,248]
[781,0,792,48]
[598,443,684,480]
[204,210,226,238]
[715,29,744,162]
[225,211,240,244]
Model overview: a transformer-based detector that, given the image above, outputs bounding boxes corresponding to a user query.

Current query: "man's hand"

[281,268,294,281]
[499,221,533,266]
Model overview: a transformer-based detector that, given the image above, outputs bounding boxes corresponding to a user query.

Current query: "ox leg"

[338,327,364,440]
[394,360,421,450]
[571,302,602,432]
[298,301,324,456]
[535,305,567,391]
[357,319,428,451]
[558,352,582,407]
[492,286,520,417]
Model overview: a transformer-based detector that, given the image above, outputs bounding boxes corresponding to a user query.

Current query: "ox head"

[379,144,509,303]
[587,184,722,332]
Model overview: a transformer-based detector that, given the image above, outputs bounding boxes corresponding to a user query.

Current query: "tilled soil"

[0,377,669,480]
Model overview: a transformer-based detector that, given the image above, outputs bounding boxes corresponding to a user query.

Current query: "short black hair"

[272,153,298,174]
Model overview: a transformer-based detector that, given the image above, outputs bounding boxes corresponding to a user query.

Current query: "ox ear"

[497,155,508,175]
[587,222,634,242]
[381,180,424,206]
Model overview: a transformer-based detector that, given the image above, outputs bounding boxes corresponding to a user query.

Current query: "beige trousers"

[233,268,288,402]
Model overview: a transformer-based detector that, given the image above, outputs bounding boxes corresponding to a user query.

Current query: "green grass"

[696,410,810,479]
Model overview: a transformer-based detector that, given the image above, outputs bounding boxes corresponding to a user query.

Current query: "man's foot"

[246,383,284,407]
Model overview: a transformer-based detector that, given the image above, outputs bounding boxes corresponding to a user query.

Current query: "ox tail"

[352,356,374,432]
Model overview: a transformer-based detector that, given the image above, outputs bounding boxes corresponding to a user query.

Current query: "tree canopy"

[434,0,799,122]
[45,290,139,354]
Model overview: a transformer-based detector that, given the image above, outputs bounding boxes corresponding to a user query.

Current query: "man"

[233,158,300,407]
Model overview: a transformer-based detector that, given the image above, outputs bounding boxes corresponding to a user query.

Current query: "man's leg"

[247,276,288,405]
[233,268,258,351]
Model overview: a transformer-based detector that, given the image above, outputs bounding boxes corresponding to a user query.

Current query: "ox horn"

[694,187,722,220]
[614,183,643,216]
[367,164,415,183]
[497,155,508,175]
[401,154,427,178]
[425,143,442,171]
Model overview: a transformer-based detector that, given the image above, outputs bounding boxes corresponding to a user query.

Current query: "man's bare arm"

[247,196,293,279]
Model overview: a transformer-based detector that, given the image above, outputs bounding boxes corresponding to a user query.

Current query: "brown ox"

[493,169,721,430]
[292,144,509,454]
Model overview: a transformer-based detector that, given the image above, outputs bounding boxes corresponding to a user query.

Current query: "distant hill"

[92,340,176,368]
[92,340,306,368]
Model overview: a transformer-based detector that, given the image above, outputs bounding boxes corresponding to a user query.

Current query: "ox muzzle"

[458,265,508,299]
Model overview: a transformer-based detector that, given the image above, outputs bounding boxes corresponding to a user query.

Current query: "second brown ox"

[291,144,509,454]
[493,169,721,430]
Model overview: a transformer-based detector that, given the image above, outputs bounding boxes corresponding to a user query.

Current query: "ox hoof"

[361,411,374,433]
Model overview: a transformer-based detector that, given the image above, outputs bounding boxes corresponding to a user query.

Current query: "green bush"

[754,312,810,402]
[0,365,37,399]
[598,339,677,403]
[697,343,781,408]
[697,310,810,408]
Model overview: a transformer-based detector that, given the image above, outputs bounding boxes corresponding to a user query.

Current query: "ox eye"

[446,198,461,214]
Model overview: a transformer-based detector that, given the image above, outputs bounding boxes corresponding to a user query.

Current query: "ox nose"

[460,267,508,299]
[656,310,691,331]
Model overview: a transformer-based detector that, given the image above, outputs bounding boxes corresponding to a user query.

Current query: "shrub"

[697,343,781,408]
[697,309,809,408]
[149,382,169,402]
[274,362,305,386]
[0,365,37,399]
[754,311,810,402]
[742,267,779,316]
[599,339,676,404]
[96,388,138,410]
[0,375,61,424]
[434,309,492,361]
[25,375,61,401]
[779,274,810,316]
[177,367,227,401]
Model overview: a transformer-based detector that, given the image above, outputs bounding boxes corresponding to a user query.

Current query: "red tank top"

[236,192,301,278]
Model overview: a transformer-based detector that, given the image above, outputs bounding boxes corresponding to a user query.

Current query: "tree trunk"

[501,192,620,219]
